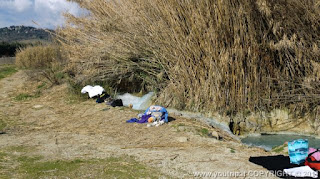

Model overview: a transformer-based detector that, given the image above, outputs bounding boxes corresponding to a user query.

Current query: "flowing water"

[117,92,154,110]
[241,134,320,151]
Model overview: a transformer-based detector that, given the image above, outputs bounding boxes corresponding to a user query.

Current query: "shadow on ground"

[249,155,319,179]
[168,116,176,122]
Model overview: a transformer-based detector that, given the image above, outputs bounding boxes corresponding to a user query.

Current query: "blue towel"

[126,118,139,123]
[137,115,151,123]
[126,115,152,124]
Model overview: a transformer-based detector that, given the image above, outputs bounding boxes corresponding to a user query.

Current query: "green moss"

[17,155,43,163]
[14,90,42,101]
[0,152,9,177]
[0,151,7,161]
[17,156,164,178]
[0,146,166,179]
[0,65,17,80]
[14,93,34,101]
[7,145,33,153]
[272,144,288,154]
[177,123,185,127]
[18,158,82,178]
[37,82,46,89]
[102,156,162,178]
[198,128,209,136]
[54,72,65,80]
[0,119,6,131]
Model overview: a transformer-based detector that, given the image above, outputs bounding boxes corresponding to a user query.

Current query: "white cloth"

[81,85,105,98]
[147,120,165,127]
[284,166,318,178]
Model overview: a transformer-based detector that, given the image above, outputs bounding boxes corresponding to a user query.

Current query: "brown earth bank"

[0,70,285,178]
[225,109,320,137]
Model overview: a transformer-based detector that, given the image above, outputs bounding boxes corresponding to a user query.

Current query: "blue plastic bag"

[288,139,309,165]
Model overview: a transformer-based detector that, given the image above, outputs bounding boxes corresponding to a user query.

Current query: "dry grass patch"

[16,45,66,85]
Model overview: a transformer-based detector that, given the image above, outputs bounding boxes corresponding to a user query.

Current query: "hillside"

[0,26,52,43]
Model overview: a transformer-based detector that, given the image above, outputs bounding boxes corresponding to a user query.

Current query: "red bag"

[305,149,320,170]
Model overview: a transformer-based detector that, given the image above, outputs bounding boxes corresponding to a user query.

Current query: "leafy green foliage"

[0,42,24,57]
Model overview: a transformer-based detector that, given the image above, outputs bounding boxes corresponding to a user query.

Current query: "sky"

[0,0,83,29]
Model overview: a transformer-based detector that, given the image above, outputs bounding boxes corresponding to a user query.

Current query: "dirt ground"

[0,57,15,65]
[0,70,278,178]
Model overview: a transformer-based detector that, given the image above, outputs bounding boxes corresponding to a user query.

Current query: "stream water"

[241,134,320,151]
[117,92,154,110]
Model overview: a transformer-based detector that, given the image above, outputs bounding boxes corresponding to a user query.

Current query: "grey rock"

[176,137,189,143]
[33,105,43,109]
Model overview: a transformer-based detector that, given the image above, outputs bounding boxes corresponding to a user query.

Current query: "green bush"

[0,42,25,57]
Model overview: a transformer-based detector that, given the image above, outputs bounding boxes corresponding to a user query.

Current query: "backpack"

[305,149,320,170]
[288,139,309,165]
[96,92,110,103]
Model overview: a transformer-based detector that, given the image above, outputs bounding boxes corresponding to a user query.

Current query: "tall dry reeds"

[59,0,320,114]
[16,45,64,69]
[16,45,66,84]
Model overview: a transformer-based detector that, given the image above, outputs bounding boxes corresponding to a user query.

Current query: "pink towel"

[309,148,320,161]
